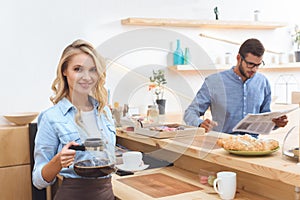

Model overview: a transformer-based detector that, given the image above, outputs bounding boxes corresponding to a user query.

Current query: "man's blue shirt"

[184,67,271,133]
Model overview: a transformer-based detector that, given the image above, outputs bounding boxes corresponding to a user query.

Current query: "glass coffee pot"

[70,138,116,177]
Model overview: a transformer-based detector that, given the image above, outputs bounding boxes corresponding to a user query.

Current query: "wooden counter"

[116,129,300,200]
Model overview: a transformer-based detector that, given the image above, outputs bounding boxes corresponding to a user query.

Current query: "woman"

[32,39,116,200]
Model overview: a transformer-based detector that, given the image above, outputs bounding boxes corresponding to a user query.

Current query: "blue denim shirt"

[32,97,116,189]
[184,67,271,134]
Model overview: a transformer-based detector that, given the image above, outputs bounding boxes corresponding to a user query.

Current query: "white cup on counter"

[122,151,143,169]
[213,171,237,200]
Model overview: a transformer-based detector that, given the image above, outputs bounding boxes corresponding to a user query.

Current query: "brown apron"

[54,177,115,200]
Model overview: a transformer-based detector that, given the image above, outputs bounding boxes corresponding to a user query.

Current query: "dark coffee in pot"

[74,160,115,177]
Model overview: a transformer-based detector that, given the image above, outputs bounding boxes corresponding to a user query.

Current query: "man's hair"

[238,38,265,57]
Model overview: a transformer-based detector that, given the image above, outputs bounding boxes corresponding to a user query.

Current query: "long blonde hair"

[50,39,108,114]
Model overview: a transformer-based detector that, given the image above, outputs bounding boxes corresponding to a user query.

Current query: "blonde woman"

[32,39,116,199]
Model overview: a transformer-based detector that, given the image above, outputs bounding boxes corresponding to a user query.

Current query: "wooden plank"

[118,173,202,198]
[113,167,272,200]
[0,125,30,167]
[174,155,295,200]
[0,165,32,200]
[117,128,300,187]
[121,17,287,29]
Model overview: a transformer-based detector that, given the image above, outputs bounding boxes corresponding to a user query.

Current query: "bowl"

[74,160,115,177]
[3,112,39,125]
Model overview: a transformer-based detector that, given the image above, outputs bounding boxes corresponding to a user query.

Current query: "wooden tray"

[135,123,205,139]
[118,173,202,198]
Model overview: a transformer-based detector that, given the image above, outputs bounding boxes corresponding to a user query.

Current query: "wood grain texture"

[121,18,287,29]
[0,125,30,167]
[118,173,202,198]
[113,167,272,200]
[174,155,295,200]
[119,130,300,187]
[117,123,300,199]
[0,165,32,200]
[0,125,32,200]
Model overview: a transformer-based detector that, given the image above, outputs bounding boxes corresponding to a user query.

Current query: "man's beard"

[238,62,249,80]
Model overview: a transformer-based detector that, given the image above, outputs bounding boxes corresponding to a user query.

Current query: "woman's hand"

[42,141,79,182]
[272,115,288,128]
[59,141,78,168]
[200,119,218,133]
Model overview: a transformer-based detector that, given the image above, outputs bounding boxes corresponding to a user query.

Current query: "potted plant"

[149,69,167,114]
[292,25,300,62]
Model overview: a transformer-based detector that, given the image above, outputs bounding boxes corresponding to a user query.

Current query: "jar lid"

[148,105,157,109]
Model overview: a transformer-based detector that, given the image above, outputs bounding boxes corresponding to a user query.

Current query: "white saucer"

[116,164,150,172]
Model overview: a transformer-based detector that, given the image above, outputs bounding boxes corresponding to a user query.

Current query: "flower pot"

[156,99,166,115]
[295,51,300,62]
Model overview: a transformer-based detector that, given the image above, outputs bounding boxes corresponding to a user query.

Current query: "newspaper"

[232,107,298,135]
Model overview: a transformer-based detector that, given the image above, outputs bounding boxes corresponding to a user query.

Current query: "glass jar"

[147,105,159,123]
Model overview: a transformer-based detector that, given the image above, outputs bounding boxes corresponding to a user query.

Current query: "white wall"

[1,0,300,124]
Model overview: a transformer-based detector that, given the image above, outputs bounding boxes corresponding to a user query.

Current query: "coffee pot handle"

[69,145,86,151]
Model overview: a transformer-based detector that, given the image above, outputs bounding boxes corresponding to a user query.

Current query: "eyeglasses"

[240,55,265,69]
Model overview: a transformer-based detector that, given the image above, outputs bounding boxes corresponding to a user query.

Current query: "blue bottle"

[173,39,184,65]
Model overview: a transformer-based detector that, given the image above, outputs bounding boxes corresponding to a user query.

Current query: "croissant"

[217,135,279,151]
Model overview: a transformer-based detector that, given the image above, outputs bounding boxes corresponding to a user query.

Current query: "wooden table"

[116,129,300,200]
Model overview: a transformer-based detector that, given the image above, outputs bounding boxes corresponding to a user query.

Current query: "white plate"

[116,164,150,172]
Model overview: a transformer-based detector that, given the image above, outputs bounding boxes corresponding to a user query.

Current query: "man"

[184,38,288,136]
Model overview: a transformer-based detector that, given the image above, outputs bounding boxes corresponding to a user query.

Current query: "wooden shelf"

[121,17,287,29]
[261,62,300,71]
[169,65,195,71]
[169,62,300,72]
[169,65,219,71]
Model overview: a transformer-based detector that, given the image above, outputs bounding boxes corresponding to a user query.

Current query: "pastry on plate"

[217,135,279,151]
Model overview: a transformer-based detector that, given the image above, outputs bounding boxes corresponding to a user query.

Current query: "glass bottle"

[173,39,184,65]
[167,41,174,66]
[184,47,191,65]
[254,10,260,21]
[225,52,232,65]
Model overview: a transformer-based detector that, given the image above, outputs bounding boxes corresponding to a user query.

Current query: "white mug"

[122,151,143,169]
[213,171,237,200]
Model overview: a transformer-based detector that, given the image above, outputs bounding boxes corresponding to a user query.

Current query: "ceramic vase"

[156,99,166,115]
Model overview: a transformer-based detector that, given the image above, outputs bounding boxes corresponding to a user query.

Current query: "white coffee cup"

[213,171,237,200]
[122,151,143,169]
